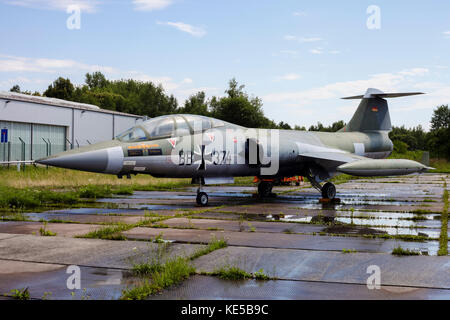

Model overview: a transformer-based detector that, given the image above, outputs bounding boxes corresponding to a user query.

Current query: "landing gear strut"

[193,177,209,206]
[306,173,336,200]
[257,181,273,198]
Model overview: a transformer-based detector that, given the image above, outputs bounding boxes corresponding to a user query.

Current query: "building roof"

[0,91,144,118]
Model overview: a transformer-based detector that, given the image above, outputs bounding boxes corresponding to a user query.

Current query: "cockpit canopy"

[116,114,234,142]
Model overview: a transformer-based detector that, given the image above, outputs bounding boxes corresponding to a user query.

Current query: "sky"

[1,0,450,130]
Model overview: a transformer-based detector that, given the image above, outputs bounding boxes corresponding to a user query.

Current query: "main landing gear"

[306,174,337,200]
[257,181,274,198]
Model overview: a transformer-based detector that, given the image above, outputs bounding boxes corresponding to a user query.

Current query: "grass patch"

[131,244,168,276]
[39,222,57,236]
[438,184,448,256]
[391,246,420,256]
[209,266,273,281]
[212,266,253,280]
[8,288,30,300]
[76,223,132,240]
[429,159,450,174]
[254,268,271,280]
[189,237,228,260]
[0,186,78,210]
[0,166,190,189]
[121,257,195,300]
[342,248,357,254]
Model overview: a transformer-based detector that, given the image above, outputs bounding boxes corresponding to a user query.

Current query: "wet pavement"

[0,173,448,300]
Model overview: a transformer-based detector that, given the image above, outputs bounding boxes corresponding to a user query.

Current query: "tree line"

[10,72,449,159]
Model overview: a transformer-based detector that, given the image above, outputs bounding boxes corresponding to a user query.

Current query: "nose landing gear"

[196,191,209,206]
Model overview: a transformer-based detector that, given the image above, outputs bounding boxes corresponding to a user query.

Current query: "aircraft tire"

[258,181,273,198]
[196,192,209,206]
[321,182,336,199]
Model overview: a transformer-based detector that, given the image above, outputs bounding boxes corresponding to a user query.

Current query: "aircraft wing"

[298,151,367,165]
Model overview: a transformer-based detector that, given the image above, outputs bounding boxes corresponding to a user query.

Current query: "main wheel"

[321,182,336,200]
[258,181,273,198]
[196,192,209,206]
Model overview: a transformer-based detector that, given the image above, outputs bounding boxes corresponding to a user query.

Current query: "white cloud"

[5,0,99,13]
[0,54,115,73]
[263,68,430,105]
[329,50,340,54]
[157,21,206,37]
[275,73,301,81]
[293,11,306,17]
[284,35,322,43]
[133,0,172,11]
[398,68,429,76]
[443,31,450,35]
[310,49,322,55]
[283,35,297,41]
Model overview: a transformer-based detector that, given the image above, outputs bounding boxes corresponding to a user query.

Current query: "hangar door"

[32,124,66,160]
[0,121,66,162]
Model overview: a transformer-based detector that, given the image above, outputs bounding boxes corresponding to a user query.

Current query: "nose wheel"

[196,191,209,206]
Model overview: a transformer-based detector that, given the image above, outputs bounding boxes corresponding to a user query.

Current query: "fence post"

[66,138,73,150]
[42,138,49,169]
[48,139,52,156]
[7,142,10,169]
[18,137,26,171]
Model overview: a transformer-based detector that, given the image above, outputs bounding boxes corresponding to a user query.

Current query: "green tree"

[10,85,21,93]
[431,105,450,130]
[85,72,108,90]
[429,105,450,159]
[278,121,292,130]
[44,77,75,100]
[210,79,276,128]
[179,91,209,116]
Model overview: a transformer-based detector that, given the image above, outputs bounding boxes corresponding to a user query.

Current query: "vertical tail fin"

[340,88,424,132]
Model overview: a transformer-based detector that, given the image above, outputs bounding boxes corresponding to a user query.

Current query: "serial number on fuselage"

[178,150,232,166]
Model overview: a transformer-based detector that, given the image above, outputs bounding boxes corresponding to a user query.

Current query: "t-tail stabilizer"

[340,88,424,132]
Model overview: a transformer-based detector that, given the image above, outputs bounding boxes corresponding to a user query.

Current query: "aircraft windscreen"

[116,127,147,142]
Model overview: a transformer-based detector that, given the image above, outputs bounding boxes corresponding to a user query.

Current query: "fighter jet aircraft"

[37,88,432,206]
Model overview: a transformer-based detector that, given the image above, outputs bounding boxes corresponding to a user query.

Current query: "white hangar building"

[0,92,144,163]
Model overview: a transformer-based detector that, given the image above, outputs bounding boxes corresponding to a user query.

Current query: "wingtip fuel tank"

[337,159,431,177]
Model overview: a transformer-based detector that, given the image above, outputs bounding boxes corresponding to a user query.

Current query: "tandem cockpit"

[116,114,239,143]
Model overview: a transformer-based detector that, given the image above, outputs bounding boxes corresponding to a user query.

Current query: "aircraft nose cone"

[36,146,124,174]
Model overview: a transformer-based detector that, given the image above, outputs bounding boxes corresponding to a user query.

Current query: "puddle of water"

[335,217,416,228]
[371,227,440,238]
[336,210,437,220]
[47,208,143,215]
[266,214,312,223]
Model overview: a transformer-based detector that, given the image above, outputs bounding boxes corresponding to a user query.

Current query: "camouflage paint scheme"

[37,88,431,189]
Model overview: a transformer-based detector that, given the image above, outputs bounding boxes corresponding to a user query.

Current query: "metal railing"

[0,139,67,168]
